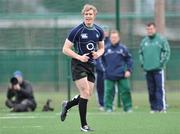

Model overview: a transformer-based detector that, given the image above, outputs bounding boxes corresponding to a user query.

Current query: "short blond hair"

[81,4,98,15]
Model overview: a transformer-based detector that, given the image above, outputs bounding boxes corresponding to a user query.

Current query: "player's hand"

[13,84,21,91]
[124,70,131,78]
[8,84,13,90]
[78,53,89,62]
[91,51,99,59]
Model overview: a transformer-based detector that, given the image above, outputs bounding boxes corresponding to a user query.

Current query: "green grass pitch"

[0,91,180,134]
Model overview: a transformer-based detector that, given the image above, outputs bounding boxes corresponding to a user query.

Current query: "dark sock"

[79,97,88,127]
[66,95,80,110]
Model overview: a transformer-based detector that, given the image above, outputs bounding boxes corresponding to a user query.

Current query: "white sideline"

[1,111,180,120]
[2,126,42,129]
[0,115,55,119]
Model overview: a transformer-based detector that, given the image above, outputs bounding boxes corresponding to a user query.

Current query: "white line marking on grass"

[55,111,180,116]
[1,111,179,120]
[0,115,55,119]
[6,113,28,116]
[5,113,52,116]
[2,126,42,129]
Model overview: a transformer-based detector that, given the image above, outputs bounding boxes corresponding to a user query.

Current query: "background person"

[103,30,133,112]
[95,26,113,111]
[139,22,170,113]
[5,70,37,112]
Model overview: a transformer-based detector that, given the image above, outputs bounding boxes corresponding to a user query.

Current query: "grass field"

[0,91,180,134]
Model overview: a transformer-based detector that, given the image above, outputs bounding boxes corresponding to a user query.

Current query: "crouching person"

[5,70,37,112]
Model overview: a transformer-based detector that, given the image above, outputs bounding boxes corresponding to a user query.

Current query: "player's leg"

[145,71,157,112]
[75,77,91,126]
[5,99,15,109]
[12,99,36,112]
[117,86,122,108]
[75,77,94,131]
[96,70,104,108]
[60,94,80,121]
[61,59,82,121]
[104,79,115,112]
[67,95,80,109]
[23,99,36,111]
[118,79,132,112]
[154,69,166,112]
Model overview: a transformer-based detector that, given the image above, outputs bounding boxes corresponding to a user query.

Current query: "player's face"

[104,31,109,38]
[146,25,156,36]
[110,33,120,45]
[83,9,96,27]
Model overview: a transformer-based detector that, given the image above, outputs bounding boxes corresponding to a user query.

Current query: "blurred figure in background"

[95,26,112,111]
[103,30,133,112]
[139,22,170,113]
[5,70,37,112]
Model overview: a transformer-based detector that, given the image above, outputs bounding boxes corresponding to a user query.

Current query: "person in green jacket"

[139,22,170,113]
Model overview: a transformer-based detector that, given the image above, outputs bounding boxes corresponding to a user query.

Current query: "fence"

[0,0,180,92]
[0,47,179,92]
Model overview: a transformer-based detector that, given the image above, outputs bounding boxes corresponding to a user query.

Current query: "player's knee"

[82,89,91,99]
[5,99,14,108]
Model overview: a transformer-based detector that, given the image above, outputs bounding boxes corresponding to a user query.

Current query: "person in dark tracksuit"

[5,71,36,112]
[95,27,114,110]
[103,30,133,112]
[139,22,170,113]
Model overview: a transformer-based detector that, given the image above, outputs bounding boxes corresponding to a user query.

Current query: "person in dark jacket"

[5,71,36,112]
[95,26,113,111]
[103,30,133,112]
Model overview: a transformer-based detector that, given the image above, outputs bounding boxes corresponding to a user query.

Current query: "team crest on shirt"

[117,49,123,54]
[107,49,112,53]
[81,33,88,39]
[155,41,160,46]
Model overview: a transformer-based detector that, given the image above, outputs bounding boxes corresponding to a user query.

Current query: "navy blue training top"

[67,22,104,62]
[103,43,133,80]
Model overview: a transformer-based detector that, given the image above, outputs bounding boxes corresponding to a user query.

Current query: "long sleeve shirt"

[139,33,170,71]
[103,42,133,80]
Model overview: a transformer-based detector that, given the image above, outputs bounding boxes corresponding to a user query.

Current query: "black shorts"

[71,59,95,83]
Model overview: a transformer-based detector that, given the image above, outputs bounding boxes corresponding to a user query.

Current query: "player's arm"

[124,46,133,78]
[16,83,33,98]
[7,86,16,100]
[62,39,89,62]
[160,38,170,66]
[139,40,144,68]
[92,41,105,59]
